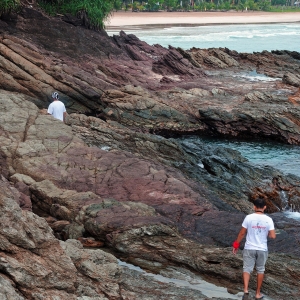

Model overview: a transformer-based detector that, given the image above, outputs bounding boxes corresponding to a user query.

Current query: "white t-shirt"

[242,213,275,251]
[47,100,66,121]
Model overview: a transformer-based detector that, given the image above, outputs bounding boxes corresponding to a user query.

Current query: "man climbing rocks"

[47,91,67,123]
[232,198,276,300]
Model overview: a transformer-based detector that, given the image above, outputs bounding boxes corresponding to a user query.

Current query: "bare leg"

[256,273,264,298]
[243,272,250,293]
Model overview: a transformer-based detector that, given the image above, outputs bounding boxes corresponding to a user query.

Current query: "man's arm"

[232,227,247,255]
[63,111,67,123]
[47,104,53,115]
[268,229,276,239]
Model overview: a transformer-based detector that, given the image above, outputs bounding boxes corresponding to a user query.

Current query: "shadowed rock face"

[1,7,300,300]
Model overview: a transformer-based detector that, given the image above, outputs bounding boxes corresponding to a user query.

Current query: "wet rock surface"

[0,7,300,300]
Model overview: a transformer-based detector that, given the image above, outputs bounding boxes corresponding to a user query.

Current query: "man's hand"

[232,240,240,255]
[232,227,247,255]
[232,247,239,255]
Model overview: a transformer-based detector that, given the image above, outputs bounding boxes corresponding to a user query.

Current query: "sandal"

[255,296,264,300]
[242,293,249,300]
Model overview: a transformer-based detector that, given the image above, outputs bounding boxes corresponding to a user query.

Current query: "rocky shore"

[0,7,300,300]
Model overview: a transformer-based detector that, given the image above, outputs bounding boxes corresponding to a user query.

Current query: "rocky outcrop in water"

[1,7,300,300]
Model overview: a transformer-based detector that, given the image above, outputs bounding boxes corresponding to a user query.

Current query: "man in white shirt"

[232,198,276,300]
[47,92,66,122]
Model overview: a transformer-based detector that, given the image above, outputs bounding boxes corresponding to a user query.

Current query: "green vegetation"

[269,5,300,11]
[0,0,121,29]
[122,0,300,12]
[38,0,119,29]
[0,0,20,17]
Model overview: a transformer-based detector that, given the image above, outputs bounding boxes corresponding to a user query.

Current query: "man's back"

[242,213,274,251]
[232,198,276,300]
[47,100,66,121]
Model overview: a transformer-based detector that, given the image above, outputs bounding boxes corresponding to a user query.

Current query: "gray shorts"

[243,249,268,274]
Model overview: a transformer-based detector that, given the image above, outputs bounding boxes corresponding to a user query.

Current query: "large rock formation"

[1,8,300,143]
[1,6,300,300]
[1,83,300,300]
[2,174,225,299]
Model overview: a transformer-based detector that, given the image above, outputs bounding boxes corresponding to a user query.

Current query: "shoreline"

[105,11,300,29]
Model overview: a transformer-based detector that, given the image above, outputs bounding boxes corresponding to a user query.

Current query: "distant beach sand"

[105,11,300,29]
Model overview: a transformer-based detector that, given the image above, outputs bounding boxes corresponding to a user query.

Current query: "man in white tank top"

[232,198,276,300]
[47,92,67,122]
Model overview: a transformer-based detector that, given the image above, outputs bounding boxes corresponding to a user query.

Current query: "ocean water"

[182,136,300,218]
[107,23,300,53]
[182,136,300,177]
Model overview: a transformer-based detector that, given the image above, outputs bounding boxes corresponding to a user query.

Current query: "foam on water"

[283,211,300,220]
[100,146,111,151]
[107,23,300,52]
[234,70,280,82]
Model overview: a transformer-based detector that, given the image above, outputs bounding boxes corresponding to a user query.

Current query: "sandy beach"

[106,11,300,29]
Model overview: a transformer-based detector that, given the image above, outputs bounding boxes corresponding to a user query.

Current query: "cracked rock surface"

[1,7,300,300]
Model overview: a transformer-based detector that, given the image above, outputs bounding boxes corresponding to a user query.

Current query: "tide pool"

[107,23,300,53]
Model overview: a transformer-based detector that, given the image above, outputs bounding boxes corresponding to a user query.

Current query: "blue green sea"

[182,136,300,177]
[107,23,300,53]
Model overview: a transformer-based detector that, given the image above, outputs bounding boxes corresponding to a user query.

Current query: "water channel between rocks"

[177,71,300,179]
[118,260,274,300]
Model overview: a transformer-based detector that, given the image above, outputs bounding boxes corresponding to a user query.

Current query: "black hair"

[52,91,59,100]
[253,198,266,209]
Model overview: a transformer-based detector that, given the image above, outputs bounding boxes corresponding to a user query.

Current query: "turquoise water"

[182,136,300,177]
[107,23,300,53]
[181,137,300,219]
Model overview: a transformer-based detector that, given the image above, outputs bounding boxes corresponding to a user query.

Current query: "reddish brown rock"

[1,7,300,300]
[77,237,104,248]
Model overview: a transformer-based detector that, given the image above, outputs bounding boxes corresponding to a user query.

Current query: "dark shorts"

[243,249,268,274]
